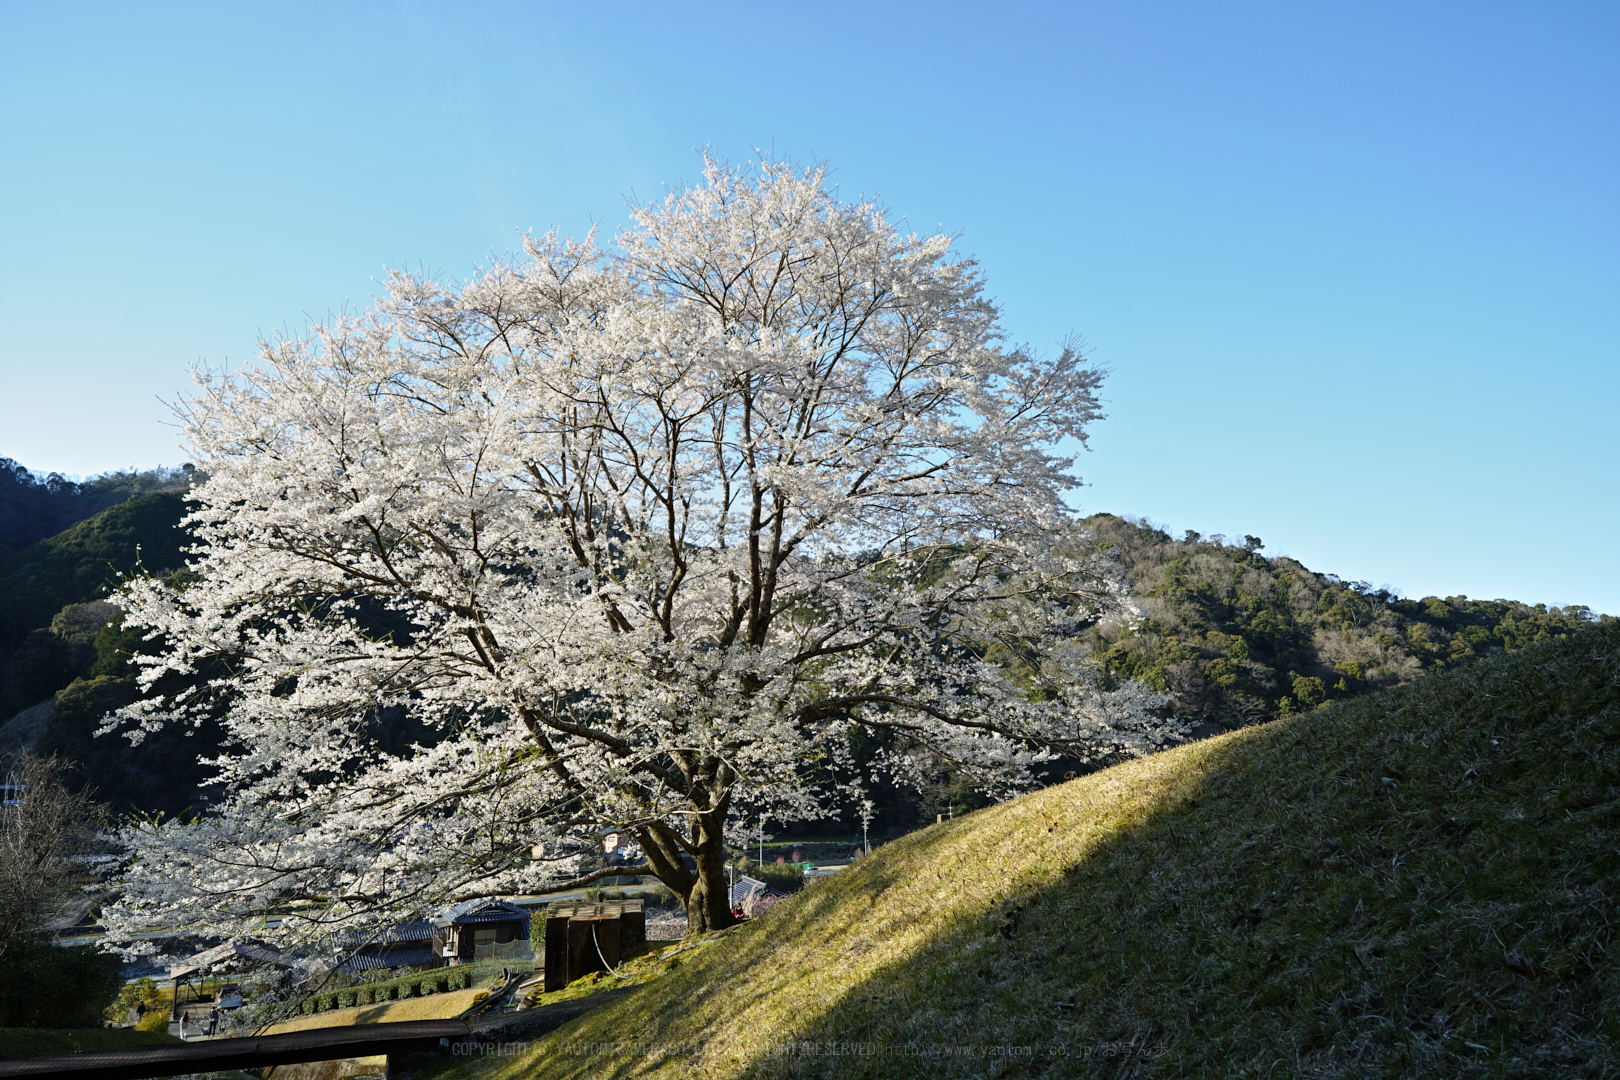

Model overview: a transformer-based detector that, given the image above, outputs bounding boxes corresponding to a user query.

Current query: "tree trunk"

[630,796,738,936]
[682,808,735,935]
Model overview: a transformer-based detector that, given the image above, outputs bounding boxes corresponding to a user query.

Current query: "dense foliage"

[0,940,124,1030]
[1083,515,1611,731]
[0,459,187,560]
[0,493,189,678]
[0,494,224,813]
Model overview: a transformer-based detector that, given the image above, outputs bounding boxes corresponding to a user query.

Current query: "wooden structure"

[428,898,532,965]
[543,900,644,992]
[338,897,531,972]
[167,939,300,1021]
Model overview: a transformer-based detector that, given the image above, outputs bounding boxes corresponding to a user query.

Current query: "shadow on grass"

[445,624,1619,1080]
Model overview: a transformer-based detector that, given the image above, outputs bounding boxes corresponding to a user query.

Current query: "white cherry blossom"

[101,155,1179,955]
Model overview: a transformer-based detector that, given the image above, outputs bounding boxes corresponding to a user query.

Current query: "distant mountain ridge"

[0,457,189,559]
[1082,514,1611,732]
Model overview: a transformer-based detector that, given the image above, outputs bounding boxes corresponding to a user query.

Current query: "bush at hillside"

[0,942,123,1029]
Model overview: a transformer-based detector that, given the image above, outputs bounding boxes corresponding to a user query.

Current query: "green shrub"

[337,990,356,1008]
[0,941,125,1029]
[107,976,160,1024]
[418,979,434,996]
[643,882,680,907]
[135,1006,171,1032]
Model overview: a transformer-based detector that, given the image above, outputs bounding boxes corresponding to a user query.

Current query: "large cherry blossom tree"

[101,156,1179,950]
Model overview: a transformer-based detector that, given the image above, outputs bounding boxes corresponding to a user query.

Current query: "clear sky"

[2,1,1615,613]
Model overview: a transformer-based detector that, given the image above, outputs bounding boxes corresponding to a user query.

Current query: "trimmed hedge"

[293,965,487,1014]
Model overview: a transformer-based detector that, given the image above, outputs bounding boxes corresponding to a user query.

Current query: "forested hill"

[0,487,1609,818]
[1081,514,1612,732]
[0,492,190,676]
[0,490,210,814]
[0,458,190,559]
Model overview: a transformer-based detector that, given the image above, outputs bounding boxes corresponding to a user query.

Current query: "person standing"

[179,1013,189,1039]
[208,1006,220,1036]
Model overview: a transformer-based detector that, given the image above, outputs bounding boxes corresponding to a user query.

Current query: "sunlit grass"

[427,624,1619,1079]
[263,988,486,1032]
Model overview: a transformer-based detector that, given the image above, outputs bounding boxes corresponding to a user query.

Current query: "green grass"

[0,1026,182,1060]
[430,623,1619,1079]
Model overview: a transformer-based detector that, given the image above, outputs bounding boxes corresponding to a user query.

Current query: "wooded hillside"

[1083,514,1609,731]
[0,480,1609,824]
[0,458,188,560]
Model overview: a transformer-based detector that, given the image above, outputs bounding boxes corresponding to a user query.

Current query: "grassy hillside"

[264,988,487,1033]
[438,622,1618,1079]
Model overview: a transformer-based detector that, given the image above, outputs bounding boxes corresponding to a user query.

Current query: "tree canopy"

[102,156,1176,949]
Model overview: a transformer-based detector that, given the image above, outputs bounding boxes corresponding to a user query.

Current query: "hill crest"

[446,622,1619,1079]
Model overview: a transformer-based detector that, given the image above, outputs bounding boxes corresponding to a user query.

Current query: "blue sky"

[1,1,1615,613]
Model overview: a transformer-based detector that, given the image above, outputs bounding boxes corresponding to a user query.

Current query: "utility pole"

[759,813,765,865]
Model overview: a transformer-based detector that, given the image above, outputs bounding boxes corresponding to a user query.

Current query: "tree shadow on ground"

[461,625,1620,1079]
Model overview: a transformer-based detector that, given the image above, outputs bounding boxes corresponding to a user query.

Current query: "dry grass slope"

[431,623,1618,1079]
[264,988,486,1033]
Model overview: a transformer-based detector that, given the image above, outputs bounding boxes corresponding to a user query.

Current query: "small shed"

[429,898,532,964]
[543,900,645,992]
[338,898,532,973]
[168,939,301,1020]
